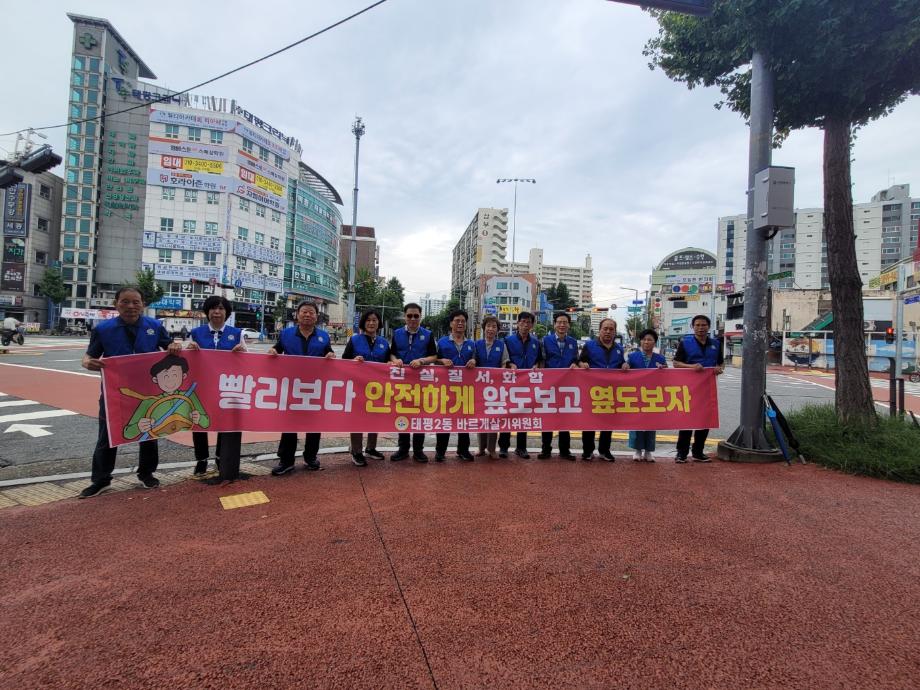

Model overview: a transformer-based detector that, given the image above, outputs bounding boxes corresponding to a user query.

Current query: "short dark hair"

[553,311,571,324]
[150,353,189,377]
[403,303,422,314]
[114,286,143,303]
[638,328,659,342]
[481,315,499,329]
[448,308,469,323]
[599,318,617,331]
[517,311,535,323]
[295,300,318,314]
[201,295,233,317]
[359,308,382,331]
[692,314,711,327]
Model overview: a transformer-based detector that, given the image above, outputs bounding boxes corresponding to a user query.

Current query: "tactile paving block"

[219,490,269,510]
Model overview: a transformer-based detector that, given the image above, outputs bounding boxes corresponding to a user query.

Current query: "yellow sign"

[255,173,284,197]
[499,305,523,314]
[183,158,224,174]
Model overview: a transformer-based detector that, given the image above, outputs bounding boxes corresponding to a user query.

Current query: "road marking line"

[0,409,76,423]
[0,362,98,378]
[0,400,39,408]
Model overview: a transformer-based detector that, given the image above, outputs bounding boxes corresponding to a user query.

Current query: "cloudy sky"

[3,0,919,318]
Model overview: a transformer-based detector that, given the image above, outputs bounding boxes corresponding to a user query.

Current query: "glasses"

[405,314,421,319]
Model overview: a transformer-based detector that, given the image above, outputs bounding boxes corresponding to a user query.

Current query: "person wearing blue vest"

[185,295,247,483]
[269,300,335,475]
[538,312,580,460]
[626,328,668,462]
[79,287,181,499]
[343,308,391,467]
[673,314,724,463]
[474,315,509,458]
[435,308,476,461]
[389,303,438,462]
[498,311,542,459]
[577,318,629,461]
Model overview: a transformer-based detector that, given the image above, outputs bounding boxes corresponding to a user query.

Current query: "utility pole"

[345,116,365,337]
[497,178,536,275]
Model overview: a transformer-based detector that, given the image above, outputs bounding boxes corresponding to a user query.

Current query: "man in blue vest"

[577,318,629,460]
[389,303,438,462]
[673,314,724,462]
[499,311,542,458]
[269,300,335,475]
[539,312,580,460]
[79,287,182,498]
[435,308,476,461]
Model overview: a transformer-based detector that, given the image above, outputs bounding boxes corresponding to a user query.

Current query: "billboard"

[1,263,26,291]
[2,183,31,237]
[147,168,236,193]
[659,250,716,271]
[3,237,26,263]
[160,155,225,175]
[149,139,227,161]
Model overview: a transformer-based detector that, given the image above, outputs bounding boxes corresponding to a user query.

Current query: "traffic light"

[18,145,62,175]
[885,327,895,344]
[0,165,23,189]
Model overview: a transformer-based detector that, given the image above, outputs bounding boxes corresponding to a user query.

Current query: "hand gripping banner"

[101,351,719,447]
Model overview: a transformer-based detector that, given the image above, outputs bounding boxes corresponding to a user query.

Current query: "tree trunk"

[823,117,877,425]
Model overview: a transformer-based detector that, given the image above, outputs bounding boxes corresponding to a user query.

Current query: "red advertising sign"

[100,352,719,447]
[161,155,184,169]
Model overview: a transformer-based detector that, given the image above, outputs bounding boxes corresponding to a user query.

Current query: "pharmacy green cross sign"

[607,0,712,15]
[78,32,98,50]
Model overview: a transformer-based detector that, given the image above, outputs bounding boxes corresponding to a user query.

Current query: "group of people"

[78,289,724,499]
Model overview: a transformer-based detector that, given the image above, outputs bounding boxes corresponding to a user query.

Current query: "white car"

[240,328,261,341]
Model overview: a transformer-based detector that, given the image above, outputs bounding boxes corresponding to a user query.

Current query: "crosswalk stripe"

[0,400,39,408]
[0,409,77,423]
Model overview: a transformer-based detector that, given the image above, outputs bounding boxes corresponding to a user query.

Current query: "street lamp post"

[496,178,536,275]
[346,116,366,337]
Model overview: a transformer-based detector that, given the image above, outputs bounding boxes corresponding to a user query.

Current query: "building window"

[255,205,266,218]
[203,252,217,267]
[182,220,196,234]
[239,198,250,211]
[254,231,265,246]
[162,187,175,201]
[242,139,254,154]
[39,184,51,200]
[160,218,174,232]
[269,265,278,277]
[236,256,247,271]
[206,191,219,205]
[258,147,270,162]
[181,250,195,265]
[209,130,223,144]
[205,222,218,236]
[184,189,198,203]
[37,217,49,233]
[238,227,249,241]
[253,261,263,274]
[271,210,281,223]
[35,251,47,265]
[158,249,173,263]
[187,127,202,142]
[270,237,279,250]
[165,124,180,140]
[274,154,284,169]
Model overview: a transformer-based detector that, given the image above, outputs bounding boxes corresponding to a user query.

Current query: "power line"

[0,0,389,137]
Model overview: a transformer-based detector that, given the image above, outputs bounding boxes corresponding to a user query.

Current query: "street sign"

[905,294,920,305]
[768,270,793,281]
[631,300,644,305]
[234,279,243,288]
[627,307,642,313]
[608,0,712,16]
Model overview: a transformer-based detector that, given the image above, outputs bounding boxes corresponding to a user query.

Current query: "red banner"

[100,351,719,446]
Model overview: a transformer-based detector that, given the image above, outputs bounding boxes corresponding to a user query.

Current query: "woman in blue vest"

[474,315,509,458]
[435,308,476,461]
[269,300,335,475]
[79,287,181,499]
[498,311,542,459]
[672,314,724,463]
[185,295,247,483]
[577,318,629,461]
[626,328,667,462]
[539,312,580,460]
[343,308,391,467]
[389,303,438,462]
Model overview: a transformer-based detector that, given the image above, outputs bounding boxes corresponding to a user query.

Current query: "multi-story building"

[0,172,64,327]
[717,184,920,292]
[508,248,594,310]
[479,274,537,334]
[339,225,378,279]
[419,294,450,317]
[450,207,508,328]
[649,247,719,341]
[63,14,341,331]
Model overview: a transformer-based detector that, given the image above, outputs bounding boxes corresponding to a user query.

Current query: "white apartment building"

[508,248,594,309]
[450,207,508,328]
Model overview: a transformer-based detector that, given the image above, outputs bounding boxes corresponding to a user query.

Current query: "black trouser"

[676,429,710,457]
[397,433,425,454]
[192,431,223,461]
[91,396,158,483]
[435,433,470,456]
[277,432,321,466]
[350,432,378,453]
[193,431,242,480]
[582,430,612,456]
[541,431,570,455]
[498,432,529,453]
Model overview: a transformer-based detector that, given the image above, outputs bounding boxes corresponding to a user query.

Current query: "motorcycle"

[1,328,24,346]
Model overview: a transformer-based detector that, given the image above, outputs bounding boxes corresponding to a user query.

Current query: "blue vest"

[475,338,505,368]
[582,340,626,369]
[191,324,242,351]
[627,350,667,369]
[681,334,719,367]
[350,333,389,362]
[437,335,475,366]
[278,326,331,357]
[542,334,578,368]
[96,316,165,356]
[505,333,540,368]
[392,326,432,361]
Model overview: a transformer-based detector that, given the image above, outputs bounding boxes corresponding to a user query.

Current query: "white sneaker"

[632,450,642,461]
[643,450,655,462]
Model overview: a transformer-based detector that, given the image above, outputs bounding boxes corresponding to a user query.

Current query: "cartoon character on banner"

[120,354,210,440]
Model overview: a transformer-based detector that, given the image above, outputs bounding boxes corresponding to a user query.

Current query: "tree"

[545,282,577,311]
[36,267,68,329]
[576,313,592,338]
[422,298,459,339]
[134,268,163,307]
[644,0,920,425]
[273,295,288,328]
[625,314,645,342]
[379,277,406,331]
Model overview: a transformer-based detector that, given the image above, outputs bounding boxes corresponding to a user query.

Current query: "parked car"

[240,328,261,342]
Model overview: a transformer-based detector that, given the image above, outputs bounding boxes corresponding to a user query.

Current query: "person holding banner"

[577,318,629,461]
[538,312,580,460]
[498,311,542,459]
[79,287,182,499]
[474,315,509,458]
[673,314,724,463]
[343,308,391,467]
[627,328,668,462]
[389,303,438,463]
[269,300,335,475]
[435,308,476,462]
[185,295,246,482]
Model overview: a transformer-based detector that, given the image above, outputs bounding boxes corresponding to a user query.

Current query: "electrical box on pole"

[753,166,795,231]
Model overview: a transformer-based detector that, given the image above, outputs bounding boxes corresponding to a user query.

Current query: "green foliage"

[779,404,920,483]
[134,268,163,307]
[36,267,68,305]
[273,295,288,326]
[533,323,548,338]
[422,298,460,338]
[544,282,577,311]
[576,313,592,337]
